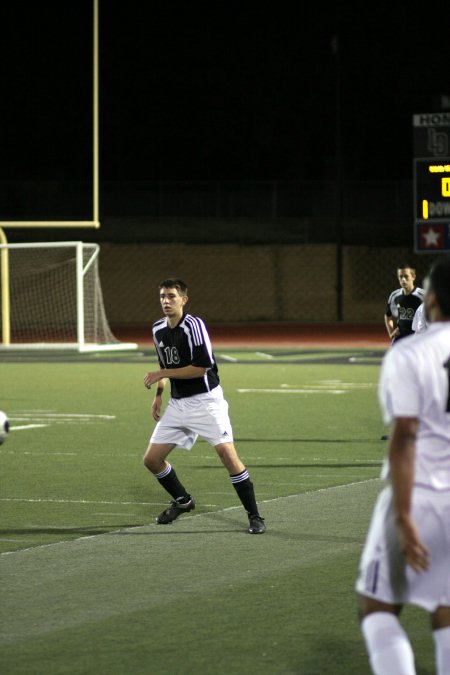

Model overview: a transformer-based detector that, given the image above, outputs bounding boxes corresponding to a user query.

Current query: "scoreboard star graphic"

[418,224,446,250]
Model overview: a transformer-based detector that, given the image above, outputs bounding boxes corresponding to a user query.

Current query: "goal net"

[0,241,137,351]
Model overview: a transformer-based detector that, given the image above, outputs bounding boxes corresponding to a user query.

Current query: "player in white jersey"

[142,278,265,534]
[411,276,429,335]
[411,302,428,334]
[356,254,450,675]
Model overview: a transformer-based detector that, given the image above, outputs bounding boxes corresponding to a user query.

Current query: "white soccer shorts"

[355,485,450,612]
[150,385,234,450]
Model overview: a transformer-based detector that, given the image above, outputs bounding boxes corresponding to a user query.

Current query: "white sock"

[361,612,416,675]
[434,626,450,675]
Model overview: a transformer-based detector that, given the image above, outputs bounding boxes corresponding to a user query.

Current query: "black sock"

[230,469,259,516]
[154,463,190,502]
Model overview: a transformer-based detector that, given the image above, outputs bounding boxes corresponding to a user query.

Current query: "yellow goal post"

[0,2,136,351]
[0,238,137,352]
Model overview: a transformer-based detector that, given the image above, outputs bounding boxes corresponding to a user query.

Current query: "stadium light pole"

[93,0,99,225]
[333,14,344,322]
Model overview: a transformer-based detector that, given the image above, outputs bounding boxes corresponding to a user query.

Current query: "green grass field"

[0,347,436,674]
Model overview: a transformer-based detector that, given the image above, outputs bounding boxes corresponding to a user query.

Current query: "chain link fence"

[1,179,441,329]
[98,243,438,328]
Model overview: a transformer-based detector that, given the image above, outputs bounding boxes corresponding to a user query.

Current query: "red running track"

[115,323,389,349]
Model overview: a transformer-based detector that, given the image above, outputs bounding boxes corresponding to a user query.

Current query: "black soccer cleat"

[248,515,266,534]
[156,497,196,524]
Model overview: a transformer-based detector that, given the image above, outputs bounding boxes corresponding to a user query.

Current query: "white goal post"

[0,241,137,352]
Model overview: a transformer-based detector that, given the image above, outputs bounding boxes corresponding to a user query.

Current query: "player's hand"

[151,399,162,421]
[397,517,430,573]
[144,371,160,389]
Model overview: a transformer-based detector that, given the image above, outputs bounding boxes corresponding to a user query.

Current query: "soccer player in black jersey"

[143,278,265,534]
[384,266,425,344]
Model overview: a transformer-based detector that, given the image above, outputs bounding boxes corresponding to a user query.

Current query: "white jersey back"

[378,322,450,490]
[411,302,428,333]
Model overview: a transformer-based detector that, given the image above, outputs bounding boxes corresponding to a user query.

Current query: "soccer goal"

[0,241,137,352]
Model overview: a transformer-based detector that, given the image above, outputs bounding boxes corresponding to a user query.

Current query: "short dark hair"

[428,255,450,317]
[159,278,188,295]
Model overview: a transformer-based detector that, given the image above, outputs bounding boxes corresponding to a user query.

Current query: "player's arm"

[151,377,168,421]
[144,365,207,390]
[388,416,430,572]
[384,313,399,340]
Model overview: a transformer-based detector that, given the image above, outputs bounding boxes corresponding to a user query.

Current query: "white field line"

[238,381,375,394]
[238,388,347,394]
[11,409,57,412]
[10,425,49,431]
[1,451,78,456]
[9,413,116,419]
[217,353,238,362]
[7,412,117,433]
[349,356,381,362]
[1,497,165,505]
[0,477,383,556]
[255,351,274,359]
[295,381,374,389]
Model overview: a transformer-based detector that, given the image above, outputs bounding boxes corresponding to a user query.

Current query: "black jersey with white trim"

[152,313,220,398]
[385,287,425,339]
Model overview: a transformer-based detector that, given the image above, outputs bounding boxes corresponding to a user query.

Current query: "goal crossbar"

[0,222,100,228]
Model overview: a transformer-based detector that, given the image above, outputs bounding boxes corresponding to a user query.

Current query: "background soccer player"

[142,278,266,534]
[384,266,425,343]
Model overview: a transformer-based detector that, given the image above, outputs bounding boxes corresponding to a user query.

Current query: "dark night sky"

[1,2,449,182]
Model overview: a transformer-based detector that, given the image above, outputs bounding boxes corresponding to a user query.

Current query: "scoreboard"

[413,113,450,252]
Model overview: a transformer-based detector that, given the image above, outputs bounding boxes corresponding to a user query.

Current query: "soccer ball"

[0,411,10,445]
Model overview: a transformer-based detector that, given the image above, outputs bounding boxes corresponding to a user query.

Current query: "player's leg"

[355,486,416,673]
[431,606,450,675]
[143,442,195,523]
[144,397,198,523]
[214,441,265,534]
[143,442,175,474]
[358,596,415,675]
[428,490,450,674]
